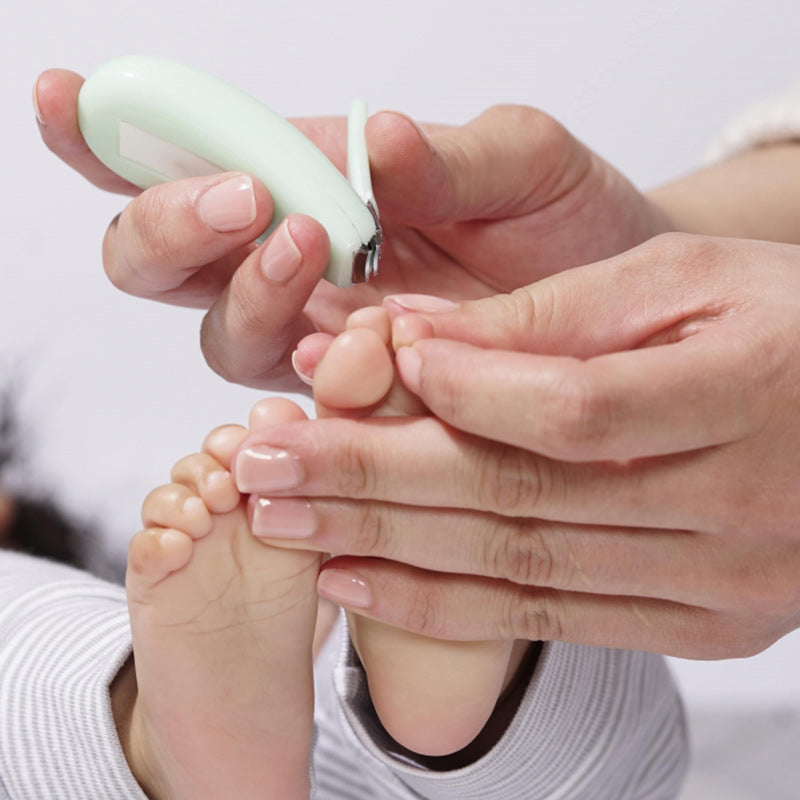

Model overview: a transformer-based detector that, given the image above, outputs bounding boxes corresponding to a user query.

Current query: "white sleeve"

[312,620,688,800]
[0,551,688,800]
[705,81,800,163]
[0,551,146,800]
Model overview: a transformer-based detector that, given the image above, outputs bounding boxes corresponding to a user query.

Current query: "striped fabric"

[1,551,687,799]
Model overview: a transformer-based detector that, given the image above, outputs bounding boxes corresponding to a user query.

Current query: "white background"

[2,0,799,711]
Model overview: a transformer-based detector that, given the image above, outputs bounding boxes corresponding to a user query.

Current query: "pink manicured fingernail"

[251,497,317,539]
[235,446,303,493]
[317,569,372,609]
[198,175,256,232]
[32,79,45,126]
[291,350,314,386]
[261,220,302,284]
[384,294,458,313]
[395,346,422,394]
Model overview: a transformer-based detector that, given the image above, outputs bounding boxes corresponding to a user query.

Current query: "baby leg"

[126,402,320,799]
[312,308,530,757]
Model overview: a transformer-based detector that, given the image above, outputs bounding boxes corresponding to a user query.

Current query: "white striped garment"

[0,551,687,799]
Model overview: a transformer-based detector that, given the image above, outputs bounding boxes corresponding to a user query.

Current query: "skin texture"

[34,69,670,390]
[118,360,534,796]
[121,402,319,800]
[37,66,800,659]
[306,307,530,756]
[235,233,800,659]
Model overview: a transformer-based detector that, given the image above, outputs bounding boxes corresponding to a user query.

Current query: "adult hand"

[234,234,800,659]
[35,69,669,389]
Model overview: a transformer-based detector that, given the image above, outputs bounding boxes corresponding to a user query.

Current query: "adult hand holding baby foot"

[236,233,800,661]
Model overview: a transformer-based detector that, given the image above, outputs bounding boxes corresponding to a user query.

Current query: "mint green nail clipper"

[78,55,382,287]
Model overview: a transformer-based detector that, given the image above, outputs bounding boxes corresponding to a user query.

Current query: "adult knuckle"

[501,589,564,641]
[427,363,468,425]
[545,368,613,459]
[351,503,391,556]
[227,279,269,338]
[487,522,557,587]
[198,308,276,387]
[404,583,447,638]
[489,287,543,347]
[644,231,689,260]
[332,427,378,498]
[486,104,569,151]
[485,102,544,125]
[198,314,237,382]
[474,444,547,515]
[646,232,726,280]
[526,108,574,157]
[130,192,178,270]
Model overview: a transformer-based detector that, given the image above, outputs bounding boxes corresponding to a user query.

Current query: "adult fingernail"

[407,116,434,151]
[251,497,317,539]
[291,350,314,386]
[261,220,302,284]
[197,174,256,232]
[384,294,458,313]
[32,78,45,126]
[395,346,422,394]
[235,446,303,493]
[317,569,372,609]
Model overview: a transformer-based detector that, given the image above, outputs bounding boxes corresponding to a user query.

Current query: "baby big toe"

[314,328,394,411]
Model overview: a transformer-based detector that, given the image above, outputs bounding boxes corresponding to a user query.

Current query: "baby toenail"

[183,496,206,516]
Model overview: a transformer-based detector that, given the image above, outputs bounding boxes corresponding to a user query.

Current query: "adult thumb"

[367,105,592,226]
[388,235,713,357]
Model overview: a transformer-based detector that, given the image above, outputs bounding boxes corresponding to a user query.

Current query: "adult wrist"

[646,142,800,243]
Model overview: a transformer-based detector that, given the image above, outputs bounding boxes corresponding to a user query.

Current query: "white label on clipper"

[118,122,223,180]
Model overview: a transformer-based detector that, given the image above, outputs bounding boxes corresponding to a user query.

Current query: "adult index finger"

[395,314,769,462]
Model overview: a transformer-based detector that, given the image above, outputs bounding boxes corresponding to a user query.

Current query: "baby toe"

[127,528,193,590]
[249,396,309,430]
[171,453,240,514]
[142,484,213,540]
[346,306,391,345]
[202,424,249,470]
[314,328,394,411]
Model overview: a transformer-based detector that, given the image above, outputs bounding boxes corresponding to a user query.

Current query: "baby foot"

[309,307,530,757]
[126,403,320,800]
